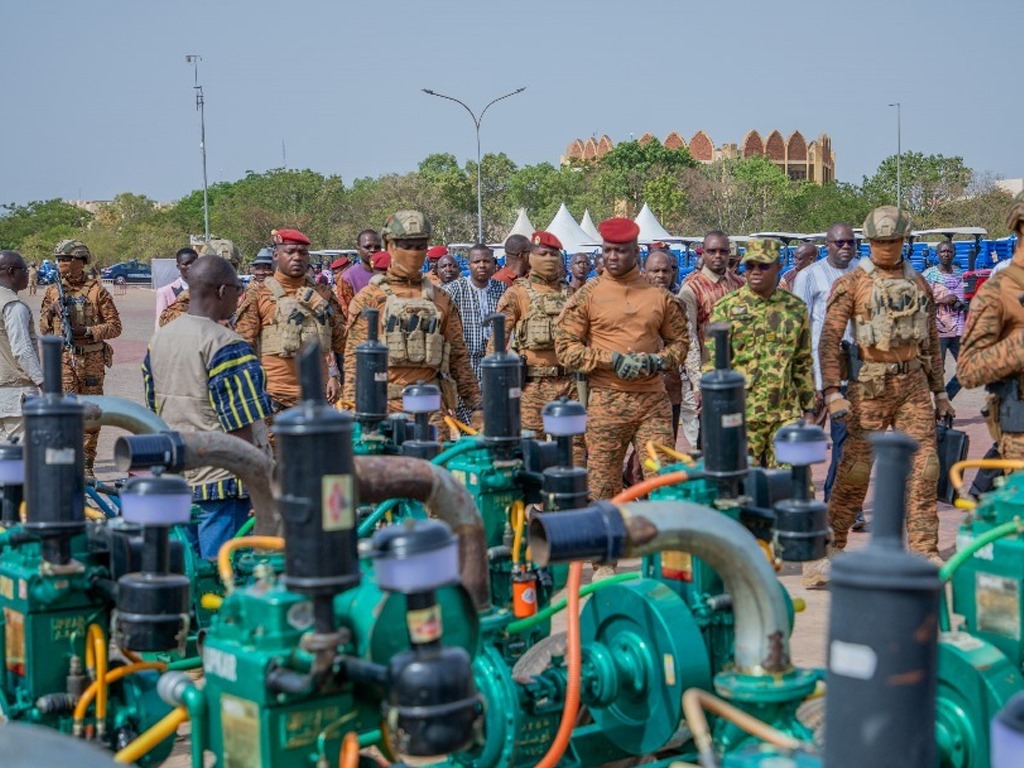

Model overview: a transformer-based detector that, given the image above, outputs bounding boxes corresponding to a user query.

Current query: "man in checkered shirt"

[441,244,508,382]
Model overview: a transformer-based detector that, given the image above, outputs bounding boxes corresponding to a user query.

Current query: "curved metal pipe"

[81,395,170,434]
[355,456,490,612]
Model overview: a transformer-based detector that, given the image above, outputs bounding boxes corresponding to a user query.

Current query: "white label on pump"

[204,647,238,681]
[44,448,75,465]
[509,387,521,399]
[721,413,743,428]
[663,654,676,686]
[829,639,877,680]
[374,372,388,382]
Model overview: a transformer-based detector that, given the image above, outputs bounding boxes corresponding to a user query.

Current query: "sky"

[2,0,1019,207]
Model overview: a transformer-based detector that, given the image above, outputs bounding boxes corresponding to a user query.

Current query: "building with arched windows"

[562,130,836,184]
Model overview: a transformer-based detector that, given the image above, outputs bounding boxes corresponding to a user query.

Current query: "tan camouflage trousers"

[748,417,797,469]
[522,376,586,467]
[999,432,1024,463]
[62,351,106,469]
[828,369,939,555]
[586,388,673,502]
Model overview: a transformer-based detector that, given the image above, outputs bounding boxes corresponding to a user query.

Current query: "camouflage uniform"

[707,283,815,468]
[555,266,689,501]
[159,290,189,327]
[40,240,122,474]
[817,208,945,559]
[957,193,1024,462]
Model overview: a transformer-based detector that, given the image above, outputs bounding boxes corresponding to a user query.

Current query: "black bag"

[936,414,970,504]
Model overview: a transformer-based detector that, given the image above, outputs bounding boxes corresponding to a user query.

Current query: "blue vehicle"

[36,260,58,285]
[100,259,152,285]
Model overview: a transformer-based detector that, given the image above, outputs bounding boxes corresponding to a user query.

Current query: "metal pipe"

[354,455,490,612]
[81,395,170,434]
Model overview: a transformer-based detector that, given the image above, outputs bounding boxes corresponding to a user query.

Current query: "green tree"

[593,140,697,215]
[862,152,973,216]
[0,199,92,251]
[781,181,872,233]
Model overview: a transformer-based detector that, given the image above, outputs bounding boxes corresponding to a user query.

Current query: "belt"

[72,342,104,355]
[861,358,921,376]
[524,365,567,379]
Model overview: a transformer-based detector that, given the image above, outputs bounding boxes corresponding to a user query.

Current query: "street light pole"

[888,102,901,209]
[186,54,211,245]
[422,87,526,242]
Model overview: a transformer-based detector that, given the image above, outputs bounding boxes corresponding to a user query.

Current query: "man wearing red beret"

[493,231,584,465]
[234,228,347,427]
[425,245,447,285]
[556,217,690,554]
[493,234,532,287]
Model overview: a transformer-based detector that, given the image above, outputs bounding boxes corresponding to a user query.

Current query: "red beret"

[426,245,448,260]
[598,218,640,244]
[272,228,311,246]
[531,230,563,251]
[330,256,350,270]
[371,251,391,270]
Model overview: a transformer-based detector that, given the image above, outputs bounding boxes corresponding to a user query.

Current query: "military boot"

[801,544,841,590]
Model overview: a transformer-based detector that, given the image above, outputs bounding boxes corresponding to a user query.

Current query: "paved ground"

[23,285,989,762]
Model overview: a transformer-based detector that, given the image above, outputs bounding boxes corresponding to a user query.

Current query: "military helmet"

[1007,191,1024,235]
[382,210,432,242]
[862,206,913,241]
[53,239,91,262]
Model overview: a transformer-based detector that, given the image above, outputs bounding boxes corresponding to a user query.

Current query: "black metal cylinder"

[355,308,389,429]
[542,466,589,511]
[825,432,940,768]
[699,323,747,496]
[113,432,187,473]
[480,313,521,457]
[402,439,440,461]
[114,571,191,652]
[22,337,85,564]
[274,344,360,612]
[528,502,626,566]
[1,483,22,525]
[0,440,23,525]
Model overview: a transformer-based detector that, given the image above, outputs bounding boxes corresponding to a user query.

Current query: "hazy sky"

[3,0,1019,207]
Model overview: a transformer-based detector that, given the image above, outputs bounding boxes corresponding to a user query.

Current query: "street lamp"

[186,54,211,245]
[888,102,901,210]
[422,87,526,242]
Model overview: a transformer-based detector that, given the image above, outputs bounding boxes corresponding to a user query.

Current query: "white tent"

[546,203,596,253]
[506,208,535,239]
[579,209,601,241]
[634,203,673,242]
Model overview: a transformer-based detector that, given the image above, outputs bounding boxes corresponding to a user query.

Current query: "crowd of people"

[1,192,1023,581]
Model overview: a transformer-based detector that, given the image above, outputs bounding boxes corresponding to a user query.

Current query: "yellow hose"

[950,458,1024,499]
[113,706,189,764]
[85,624,108,730]
[510,501,526,566]
[645,441,662,469]
[444,415,478,436]
[85,507,106,522]
[217,535,285,594]
[74,662,167,735]
[681,687,803,765]
[339,731,360,768]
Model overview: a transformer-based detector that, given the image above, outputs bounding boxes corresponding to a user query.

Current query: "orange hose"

[340,731,360,768]
[73,662,167,734]
[612,471,690,503]
[532,561,582,768]
[85,624,108,731]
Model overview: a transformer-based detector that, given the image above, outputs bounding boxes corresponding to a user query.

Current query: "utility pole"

[888,102,902,209]
[186,54,210,244]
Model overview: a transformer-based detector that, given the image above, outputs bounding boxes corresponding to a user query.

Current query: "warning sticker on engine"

[321,474,354,532]
[976,573,1020,640]
[721,413,743,428]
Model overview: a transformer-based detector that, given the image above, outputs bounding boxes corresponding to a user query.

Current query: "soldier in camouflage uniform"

[958,192,1024,462]
[706,239,816,468]
[493,230,584,466]
[555,218,689,504]
[343,210,482,433]
[40,239,123,477]
[803,207,952,587]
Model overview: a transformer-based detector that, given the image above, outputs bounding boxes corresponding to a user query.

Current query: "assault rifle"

[54,276,77,370]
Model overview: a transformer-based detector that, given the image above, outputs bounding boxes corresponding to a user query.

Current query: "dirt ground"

[21,285,988,764]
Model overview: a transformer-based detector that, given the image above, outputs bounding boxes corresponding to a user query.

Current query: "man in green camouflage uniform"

[40,239,123,477]
[706,239,815,467]
[803,207,951,587]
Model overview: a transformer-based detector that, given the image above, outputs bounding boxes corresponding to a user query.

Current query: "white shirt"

[792,258,858,389]
[0,302,43,417]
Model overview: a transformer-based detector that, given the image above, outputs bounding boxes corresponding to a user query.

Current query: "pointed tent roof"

[546,203,596,253]
[579,209,601,241]
[634,203,673,242]
[506,208,535,239]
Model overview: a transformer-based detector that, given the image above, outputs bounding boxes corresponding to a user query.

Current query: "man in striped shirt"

[143,255,272,559]
[922,240,965,400]
[792,223,861,518]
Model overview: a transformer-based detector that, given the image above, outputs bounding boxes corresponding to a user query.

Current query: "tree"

[593,140,697,215]
[862,153,973,216]
[0,199,92,251]
[780,181,872,233]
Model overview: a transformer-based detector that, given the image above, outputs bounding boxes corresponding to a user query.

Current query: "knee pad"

[848,460,871,485]
[923,453,940,483]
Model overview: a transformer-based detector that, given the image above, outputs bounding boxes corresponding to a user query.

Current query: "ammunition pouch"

[524,365,568,381]
[514,283,568,352]
[260,279,333,359]
[986,379,1024,435]
[855,358,921,399]
[376,277,445,369]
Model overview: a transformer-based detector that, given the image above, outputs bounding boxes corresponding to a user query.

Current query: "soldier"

[493,234,531,286]
[555,217,689,507]
[234,228,346,419]
[958,192,1024,462]
[27,263,38,296]
[803,206,952,587]
[677,231,744,446]
[252,248,276,284]
[494,230,584,465]
[425,245,448,285]
[706,239,816,467]
[343,210,482,432]
[40,239,123,477]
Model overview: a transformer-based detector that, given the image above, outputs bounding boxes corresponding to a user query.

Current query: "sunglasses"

[744,262,777,272]
[393,239,428,250]
[828,239,856,247]
[704,248,731,255]
[56,256,88,263]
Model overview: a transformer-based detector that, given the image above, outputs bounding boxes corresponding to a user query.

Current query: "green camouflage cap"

[382,210,432,242]
[53,239,91,259]
[1006,191,1024,234]
[862,206,913,241]
[740,238,782,264]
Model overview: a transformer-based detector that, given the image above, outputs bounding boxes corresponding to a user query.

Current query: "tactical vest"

[514,282,569,351]
[64,279,102,331]
[852,260,931,352]
[259,277,334,358]
[373,275,449,371]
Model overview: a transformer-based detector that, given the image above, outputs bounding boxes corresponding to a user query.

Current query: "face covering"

[388,247,426,280]
[869,240,904,268]
[529,251,562,282]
